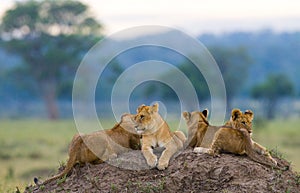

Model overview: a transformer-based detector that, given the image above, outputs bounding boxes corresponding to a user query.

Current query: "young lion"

[184,109,279,169]
[183,109,219,148]
[39,114,141,185]
[133,103,186,170]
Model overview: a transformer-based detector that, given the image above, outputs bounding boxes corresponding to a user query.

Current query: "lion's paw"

[157,160,168,170]
[270,158,278,166]
[207,149,220,157]
[193,147,209,154]
[146,155,158,168]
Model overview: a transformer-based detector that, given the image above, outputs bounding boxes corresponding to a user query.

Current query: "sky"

[1,0,300,36]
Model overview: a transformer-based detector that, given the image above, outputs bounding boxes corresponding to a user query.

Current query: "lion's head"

[227,108,254,135]
[183,109,209,130]
[119,113,140,134]
[133,103,161,135]
[183,109,209,147]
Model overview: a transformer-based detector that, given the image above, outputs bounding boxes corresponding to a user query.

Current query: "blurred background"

[0,0,299,191]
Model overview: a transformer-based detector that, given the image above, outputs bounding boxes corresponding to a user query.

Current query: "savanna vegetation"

[0,0,299,192]
[0,118,299,192]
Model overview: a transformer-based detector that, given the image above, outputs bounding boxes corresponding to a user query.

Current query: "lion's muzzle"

[135,126,146,134]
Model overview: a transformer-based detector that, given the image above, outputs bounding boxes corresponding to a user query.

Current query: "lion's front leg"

[157,138,182,170]
[252,141,268,155]
[142,144,157,168]
[252,141,277,165]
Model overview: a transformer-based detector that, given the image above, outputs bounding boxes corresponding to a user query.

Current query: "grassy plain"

[0,118,299,192]
[253,118,300,172]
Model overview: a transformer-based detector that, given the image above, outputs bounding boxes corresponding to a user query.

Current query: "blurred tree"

[251,74,294,119]
[178,61,209,101]
[209,46,251,112]
[0,0,102,119]
[141,60,209,102]
[95,60,125,102]
[106,60,124,84]
[141,46,251,107]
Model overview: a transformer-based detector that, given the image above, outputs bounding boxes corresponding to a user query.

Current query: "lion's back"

[214,127,246,154]
[201,126,220,148]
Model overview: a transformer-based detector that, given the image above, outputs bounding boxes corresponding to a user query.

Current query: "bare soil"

[25,148,300,193]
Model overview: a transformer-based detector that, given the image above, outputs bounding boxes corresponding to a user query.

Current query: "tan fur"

[134,103,186,170]
[184,109,279,169]
[41,114,141,184]
[183,109,219,148]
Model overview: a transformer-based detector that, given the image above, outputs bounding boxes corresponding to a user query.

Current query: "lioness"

[40,114,141,185]
[184,109,279,169]
[183,109,219,148]
[133,103,186,170]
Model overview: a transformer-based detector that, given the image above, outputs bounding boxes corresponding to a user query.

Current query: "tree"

[251,74,294,119]
[209,46,252,112]
[178,61,209,101]
[141,59,209,102]
[140,46,251,108]
[0,0,102,119]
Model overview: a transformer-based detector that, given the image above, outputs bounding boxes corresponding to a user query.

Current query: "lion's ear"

[183,111,191,121]
[244,110,254,121]
[137,104,145,113]
[120,113,133,122]
[202,109,209,118]
[120,113,128,121]
[231,109,242,121]
[151,103,159,113]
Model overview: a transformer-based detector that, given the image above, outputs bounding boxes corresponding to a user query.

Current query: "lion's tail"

[240,128,286,170]
[41,134,81,185]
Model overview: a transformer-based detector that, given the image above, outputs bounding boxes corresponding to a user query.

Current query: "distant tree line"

[0,1,297,119]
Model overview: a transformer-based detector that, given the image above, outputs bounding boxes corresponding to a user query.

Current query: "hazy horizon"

[1,0,300,36]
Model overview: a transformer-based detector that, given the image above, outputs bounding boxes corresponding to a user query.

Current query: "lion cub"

[40,114,141,185]
[133,103,186,170]
[184,109,278,168]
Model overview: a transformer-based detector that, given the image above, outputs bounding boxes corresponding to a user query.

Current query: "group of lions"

[38,103,285,185]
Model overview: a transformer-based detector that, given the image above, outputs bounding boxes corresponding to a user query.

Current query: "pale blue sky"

[2,0,300,35]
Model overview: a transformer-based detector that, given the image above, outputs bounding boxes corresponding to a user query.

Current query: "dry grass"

[0,118,299,192]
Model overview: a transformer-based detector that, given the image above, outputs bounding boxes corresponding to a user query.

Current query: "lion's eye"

[140,115,145,120]
[241,121,246,124]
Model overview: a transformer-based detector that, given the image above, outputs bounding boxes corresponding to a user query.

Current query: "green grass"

[0,119,75,192]
[253,118,300,172]
[0,118,299,192]
[0,119,113,192]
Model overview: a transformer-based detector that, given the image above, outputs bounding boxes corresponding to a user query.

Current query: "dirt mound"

[25,148,299,193]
